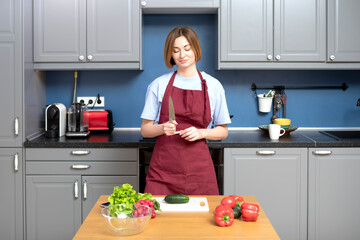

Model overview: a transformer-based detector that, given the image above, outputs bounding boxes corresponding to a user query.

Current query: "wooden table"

[73,195,280,240]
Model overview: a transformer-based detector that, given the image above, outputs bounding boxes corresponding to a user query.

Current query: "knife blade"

[169,96,180,134]
[169,96,175,124]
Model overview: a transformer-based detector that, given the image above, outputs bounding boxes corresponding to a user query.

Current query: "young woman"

[140,26,231,195]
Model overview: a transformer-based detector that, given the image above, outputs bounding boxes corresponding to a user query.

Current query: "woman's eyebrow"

[173,43,190,49]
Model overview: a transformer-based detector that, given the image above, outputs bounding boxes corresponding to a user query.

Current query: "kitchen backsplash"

[46,14,360,128]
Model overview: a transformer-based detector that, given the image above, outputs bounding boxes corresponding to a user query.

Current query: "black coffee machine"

[45,103,66,138]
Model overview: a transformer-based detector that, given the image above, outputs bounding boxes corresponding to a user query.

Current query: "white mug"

[268,124,285,140]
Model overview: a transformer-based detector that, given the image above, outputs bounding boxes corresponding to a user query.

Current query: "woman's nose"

[179,49,186,58]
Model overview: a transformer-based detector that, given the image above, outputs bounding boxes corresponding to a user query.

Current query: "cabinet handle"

[15,117,19,136]
[267,55,272,60]
[74,180,79,199]
[79,55,84,61]
[71,164,91,169]
[256,150,276,155]
[329,55,335,61]
[14,153,19,171]
[141,1,147,7]
[87,55,93,60]
[275,55,281,61]
[83,181,87,199]
[312,150,332,155]
[71,150,91,155]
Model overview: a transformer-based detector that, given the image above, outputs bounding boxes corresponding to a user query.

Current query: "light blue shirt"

[141,71,231,128]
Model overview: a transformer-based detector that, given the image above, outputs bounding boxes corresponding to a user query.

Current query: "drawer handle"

[312,150,332,155]
[83,181,87,199]
[71,165,91,169]
[74,180,79,199]
[71,150,91,155]
[256,150,276,155]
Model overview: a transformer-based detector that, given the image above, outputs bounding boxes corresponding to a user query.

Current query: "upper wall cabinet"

[219,0,326,69]
[140,0,219,14]
[0,0,23,147]
[328,0,360,62]
[33,0,141,70]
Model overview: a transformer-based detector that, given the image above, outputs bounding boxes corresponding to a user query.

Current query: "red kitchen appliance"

[83,110,114,133]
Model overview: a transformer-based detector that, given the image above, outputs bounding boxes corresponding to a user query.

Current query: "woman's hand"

[163,120,178,136]
[180,124,228,142]
[180,127,206,142]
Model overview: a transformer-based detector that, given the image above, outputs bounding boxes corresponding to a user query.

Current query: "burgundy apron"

[144,70,219,195]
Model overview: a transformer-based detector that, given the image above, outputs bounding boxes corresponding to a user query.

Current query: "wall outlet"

[77,96,105,107]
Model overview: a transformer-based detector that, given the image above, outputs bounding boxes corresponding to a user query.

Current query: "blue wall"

[47,14,360,128]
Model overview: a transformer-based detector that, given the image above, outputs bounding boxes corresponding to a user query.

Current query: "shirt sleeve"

[140,83,160,121]
[212,86,231,126]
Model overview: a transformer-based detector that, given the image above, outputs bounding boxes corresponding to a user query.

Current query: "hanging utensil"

[280,92,287,118]
[72,71,78,104]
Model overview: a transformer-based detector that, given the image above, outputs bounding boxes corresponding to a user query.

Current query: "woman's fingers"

[181,127,202,141]
[164,121,178,136]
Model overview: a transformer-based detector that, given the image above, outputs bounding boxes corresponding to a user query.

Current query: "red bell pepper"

[229,195,245,207]
[214,205,234,227]
[241,203,260,222]
[220,196,236,208]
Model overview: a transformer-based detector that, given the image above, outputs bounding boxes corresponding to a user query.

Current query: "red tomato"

[221,196,236,208]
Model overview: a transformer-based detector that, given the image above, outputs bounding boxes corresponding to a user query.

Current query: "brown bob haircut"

[164,26,202,69]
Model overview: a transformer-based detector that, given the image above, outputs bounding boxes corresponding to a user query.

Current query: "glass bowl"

[100,204,152,236]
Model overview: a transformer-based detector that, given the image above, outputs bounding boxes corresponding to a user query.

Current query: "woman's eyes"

[173,46,191,53]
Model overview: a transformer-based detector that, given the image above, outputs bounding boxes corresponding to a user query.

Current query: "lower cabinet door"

[224,148,307,240]
[82,176,138,221]
[0,149,23,240]
[26,175,82,240]
[309,148,360,240]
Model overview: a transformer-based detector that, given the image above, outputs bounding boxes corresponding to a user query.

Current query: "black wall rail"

[251,82,348,92]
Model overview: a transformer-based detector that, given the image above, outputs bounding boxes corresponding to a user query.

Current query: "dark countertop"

[24,129,360,148]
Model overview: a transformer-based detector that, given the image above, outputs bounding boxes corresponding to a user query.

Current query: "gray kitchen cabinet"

[0,149,23,240]
[219,0,326,68]
[140,0,219,14]
[33,0,140,70]
[224,148,307,240]
[25,148,138,240]
[26,175,82,240]
[328,0,360,62]
[308,148,360,240]
[0,0,23,147]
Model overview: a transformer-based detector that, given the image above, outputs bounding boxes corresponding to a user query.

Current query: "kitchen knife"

[169,96,175,124]
[168,96,180,134]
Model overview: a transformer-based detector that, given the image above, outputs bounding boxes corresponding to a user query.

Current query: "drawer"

[26,161,138,175]
[26,148,137,161]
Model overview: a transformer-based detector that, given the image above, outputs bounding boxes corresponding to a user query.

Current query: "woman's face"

[171,36,196,70]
